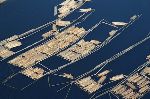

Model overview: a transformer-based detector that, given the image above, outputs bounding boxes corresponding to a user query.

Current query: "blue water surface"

[0,0,150,99]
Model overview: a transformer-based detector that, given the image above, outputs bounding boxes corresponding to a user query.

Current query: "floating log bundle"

[130,15,138,20]
[126,82,136,90]
[98,76,107,84]
[110,74,125,81]
[141,67,150,76]
[9,26,86,68]
[58,0,89,18]
[58,39,100,61]
[62,73,74,79]
[56,20,71,26]
[0,35,22,58]
[60,0,71,6]
[21,67,45,80]
[4,40,22,49]
[42,24,59,38]
[0,46,14,58]
[42,30,56,38]
[111,69,150,99]
[75,76,101,94]
[112,84,139,99]
[58,0,79,18]
[109,30,117,36]
[97,70,110,77]
[0,35,19,46]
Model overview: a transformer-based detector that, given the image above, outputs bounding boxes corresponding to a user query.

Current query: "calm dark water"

[0,0,150,99]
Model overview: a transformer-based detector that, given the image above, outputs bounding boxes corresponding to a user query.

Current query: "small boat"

[112,22,128,26]
[79,8,92,12]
